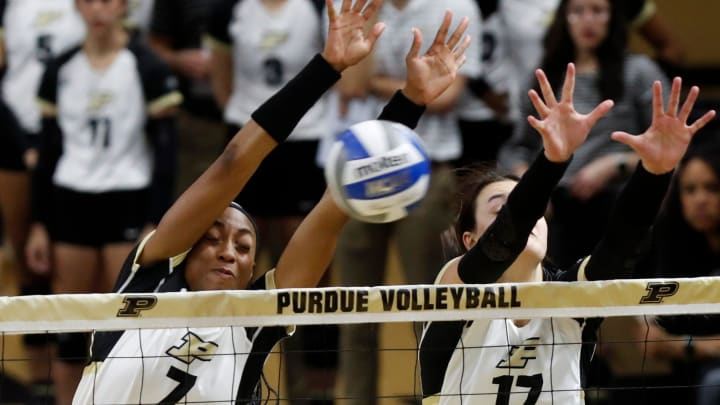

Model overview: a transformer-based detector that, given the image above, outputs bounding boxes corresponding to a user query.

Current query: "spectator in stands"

[147,0,225,195]
[636,142,720,405]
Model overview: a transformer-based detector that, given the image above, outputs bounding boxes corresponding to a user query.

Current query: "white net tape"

[2,277,716,334]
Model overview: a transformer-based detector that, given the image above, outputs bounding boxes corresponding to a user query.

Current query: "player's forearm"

[275,190,348,289]
[585,164,672,281]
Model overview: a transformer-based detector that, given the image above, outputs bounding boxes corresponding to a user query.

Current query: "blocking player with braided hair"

[72,1,473,403]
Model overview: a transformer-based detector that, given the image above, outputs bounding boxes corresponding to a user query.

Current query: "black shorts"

[0,100,35,171]
[48,186,149,247]
[227,125,325,216]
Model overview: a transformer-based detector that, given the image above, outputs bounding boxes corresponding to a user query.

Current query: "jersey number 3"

[492,374,543,405]
[158,366,197,403]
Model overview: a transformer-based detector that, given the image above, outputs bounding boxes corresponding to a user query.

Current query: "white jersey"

[208,0,328,140]
[73,233,291,404]
[457,5,516,122]
[0,0,84,134]
[421,259,599,405]
[38,39,181,193]
[500,0,558,101]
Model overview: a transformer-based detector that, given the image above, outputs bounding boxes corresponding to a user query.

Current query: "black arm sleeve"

[376,90,426,129]
[458,152,569,284]
[584,163,672,281]
[32,117,62,224]
[146,117,177,225]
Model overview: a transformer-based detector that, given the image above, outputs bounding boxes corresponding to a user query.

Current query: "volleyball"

[324,120,431,223]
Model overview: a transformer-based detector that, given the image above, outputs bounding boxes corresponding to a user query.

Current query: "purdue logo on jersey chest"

[496,337,540,369]
[87,92,114,113]
[34,11,64,28]
[166,332,220,365]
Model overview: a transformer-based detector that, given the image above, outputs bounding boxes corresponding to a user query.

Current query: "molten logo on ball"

[324,120,431,223]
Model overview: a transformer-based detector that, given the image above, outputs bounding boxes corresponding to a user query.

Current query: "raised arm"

[585,77,716,281]
[274,10,470,289]
[138,0,385,266]
[455,64,614,284]
[369,9,476,114]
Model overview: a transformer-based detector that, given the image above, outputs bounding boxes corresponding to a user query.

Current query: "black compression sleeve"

[251,54,341,143]
[376,90,426,129]
[146,117,177,225]
[32,117,63,224]
[458,152,569,284]
[585,163,672,280]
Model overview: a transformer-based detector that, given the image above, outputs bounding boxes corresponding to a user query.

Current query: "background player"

[24,0,181,402]
[419,65,715,404]
[0,0,84,401]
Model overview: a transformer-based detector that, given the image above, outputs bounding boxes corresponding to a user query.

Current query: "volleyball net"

[2,277,719,403]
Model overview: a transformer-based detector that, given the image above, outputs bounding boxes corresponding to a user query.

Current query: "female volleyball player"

[419,65,716,404]
[0,1,84,401]
[72,0,472,403]
[24,0,181,402]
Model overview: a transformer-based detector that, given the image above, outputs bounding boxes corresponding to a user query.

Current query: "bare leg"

[52,244,101,405]
[99,242,136,293]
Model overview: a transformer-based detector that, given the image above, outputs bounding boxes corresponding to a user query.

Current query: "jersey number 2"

[158,366,197,403]
[492,374,543,405]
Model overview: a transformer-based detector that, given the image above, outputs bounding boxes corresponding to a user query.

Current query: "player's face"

[76,0,127,35]
[566,0,611,53]
[466,180,548,261]
[679,158,720,234]
[184,207,257,291]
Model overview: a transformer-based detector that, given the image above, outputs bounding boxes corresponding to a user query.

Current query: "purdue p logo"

[640,282,679,304]
[166,332,220,364]
[117,296,157,317]
[496,337,540,369]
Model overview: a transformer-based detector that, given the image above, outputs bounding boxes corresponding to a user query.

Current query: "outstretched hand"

[402,10,471,106]
[322,0,385,72]
[527,63,614,163]
[612,77,716,174]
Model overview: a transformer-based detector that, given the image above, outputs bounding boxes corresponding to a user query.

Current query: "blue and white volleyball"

[324,120,431,223]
